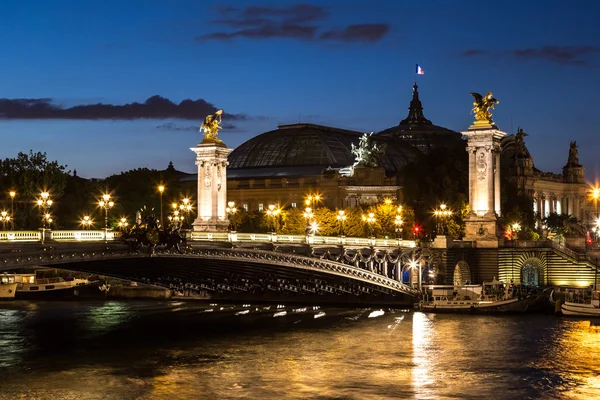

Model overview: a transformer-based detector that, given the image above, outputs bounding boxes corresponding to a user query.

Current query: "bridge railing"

[0,231,41,242]
[49,230,116,241]
[0,230,416,248]
[189,231,416,248]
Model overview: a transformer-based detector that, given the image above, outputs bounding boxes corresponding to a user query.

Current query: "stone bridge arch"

[453,261,472,286]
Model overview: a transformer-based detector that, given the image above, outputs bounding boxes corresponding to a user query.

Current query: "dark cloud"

[459,45,598,66]
[319,24,390,43]
[197,4,389,43]
[459,49,488,57]
[0,95,247,121]
[156,123,198,131]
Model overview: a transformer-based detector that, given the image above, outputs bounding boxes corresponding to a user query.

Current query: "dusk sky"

[1,0,599,179]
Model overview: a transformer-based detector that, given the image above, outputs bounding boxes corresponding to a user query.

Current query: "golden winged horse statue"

[200,109,224,144]
[469,92,499,125]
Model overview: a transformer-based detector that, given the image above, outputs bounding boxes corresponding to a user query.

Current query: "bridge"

[0,230,419,306]
[2,230,599,303]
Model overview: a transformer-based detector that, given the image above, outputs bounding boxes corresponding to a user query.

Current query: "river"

[0,300,599,399]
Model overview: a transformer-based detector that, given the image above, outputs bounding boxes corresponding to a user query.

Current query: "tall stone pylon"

[191,110,232,232]
[463,92,505,247]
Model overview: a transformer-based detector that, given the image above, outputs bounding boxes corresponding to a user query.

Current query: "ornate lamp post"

[118,217,129,231]
[266,204,281,233]
[81,215,93,230]
[433,203,452,236]
[303,207,313,234]
[362,212,376,238]
[336,210,346,236]
[37,191,53,240]
[158,185,165,227]
[226,201,238,231]
[99,194,114,241]
[0,211,10,231]
[9,191,15,230]
[409,258,422,292]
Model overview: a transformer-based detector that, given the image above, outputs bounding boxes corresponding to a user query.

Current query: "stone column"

[462,127,506,246]
[468,149,476,215]
[190,143,232,232]
[494,151,501,217]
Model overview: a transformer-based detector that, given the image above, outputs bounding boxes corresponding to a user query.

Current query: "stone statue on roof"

[514,128,528,158]
[567,141,580,166]
[351,133,386,168]
[200,109,224,144]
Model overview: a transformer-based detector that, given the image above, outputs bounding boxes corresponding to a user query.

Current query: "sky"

[0,0,599,179]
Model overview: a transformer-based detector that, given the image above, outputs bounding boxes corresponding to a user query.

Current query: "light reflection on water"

[0,301,599,399]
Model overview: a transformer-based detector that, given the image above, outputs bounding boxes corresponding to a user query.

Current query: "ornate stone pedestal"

[462,124,506,247]
[190,142,232,232]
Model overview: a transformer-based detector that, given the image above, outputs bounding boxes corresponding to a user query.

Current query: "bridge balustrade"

[0,231,41,242]
[0,230,416,248]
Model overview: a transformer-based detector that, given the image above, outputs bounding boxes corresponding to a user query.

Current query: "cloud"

[319,24,390,43]
[197,4,389,43]
[156,123,198,131]
[0,95,247,121]
[459,45,598,66]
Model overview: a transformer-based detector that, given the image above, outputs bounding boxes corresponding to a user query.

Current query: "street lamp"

[511,222,521,240]
[305,194,321,210]
[433,203,452,236]
[158,185,165,227]
[303,207,313,234]
[81,215,93,230]
[37,192,53,230]
[226,201,238,231]
[9,191,15,229]
[266,204,281,233]
[309,221,319,235]
[336,210,347,236]
[119,217,129,231]
[394,215,403,238]
[362,212,376,238]
[0,211,11,231]
[409,258,422,292]
[99,194,115,240]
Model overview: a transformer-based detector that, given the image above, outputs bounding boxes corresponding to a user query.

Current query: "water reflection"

[0,302,599,399]
[412,312,434,396]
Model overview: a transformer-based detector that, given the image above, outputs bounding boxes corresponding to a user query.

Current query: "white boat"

[14,273,90,299]
[420,279,528,313]
[561,288,600,317]
[0,273,18,300]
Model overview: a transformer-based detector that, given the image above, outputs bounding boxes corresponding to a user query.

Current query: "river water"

[0,301,599,399]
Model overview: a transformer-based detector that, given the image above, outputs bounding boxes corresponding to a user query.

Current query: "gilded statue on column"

[469,92,499,125]
[200,109,224,144]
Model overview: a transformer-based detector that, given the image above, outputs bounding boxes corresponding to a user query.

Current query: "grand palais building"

[183,84,592,224]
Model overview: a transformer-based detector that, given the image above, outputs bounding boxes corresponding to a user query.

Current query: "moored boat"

[0,273,18,300]
[14,273,92,300]
[420,279,531,313]
[560,288,600,317]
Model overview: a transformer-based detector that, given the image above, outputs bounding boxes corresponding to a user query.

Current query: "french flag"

[416,64,424,75]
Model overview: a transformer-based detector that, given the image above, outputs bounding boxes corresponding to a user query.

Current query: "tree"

[344,207,367,237]
[313,207,337,236]
[543,212,578,238]
[401,140,468,228]
[0,151,69,229]
[280,208,306,234]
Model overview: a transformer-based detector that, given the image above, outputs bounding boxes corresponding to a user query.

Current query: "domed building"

[225,123,422,210]
[377,83,462,152]
[183,84,465,212]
